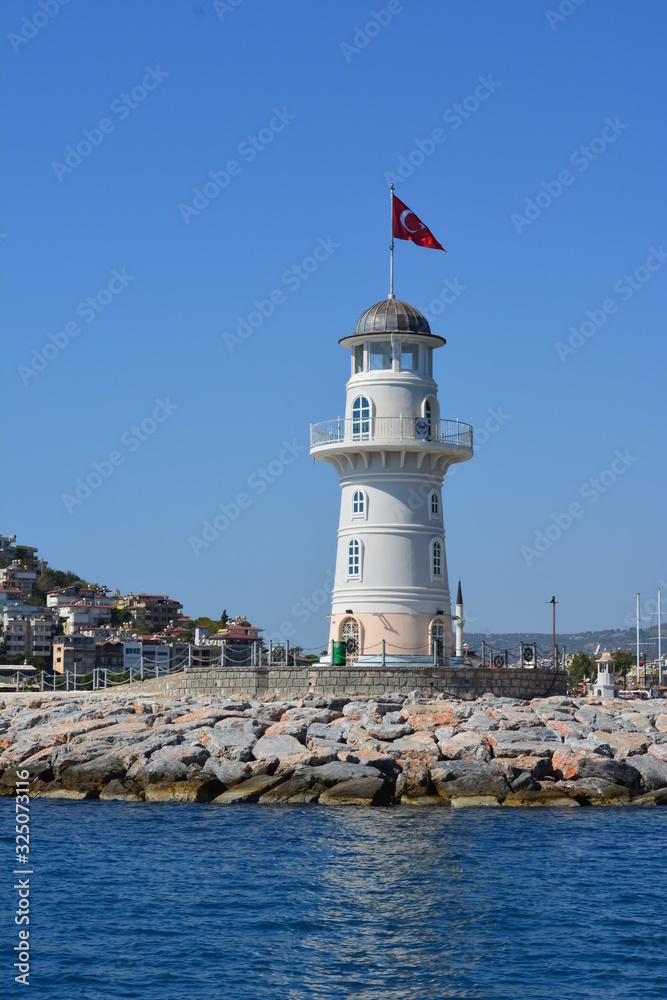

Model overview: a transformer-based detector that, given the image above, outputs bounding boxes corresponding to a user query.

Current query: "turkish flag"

[393,195,446,251]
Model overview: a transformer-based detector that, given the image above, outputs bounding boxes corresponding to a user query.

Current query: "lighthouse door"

[341,617,359,664]
[431,619,445,664]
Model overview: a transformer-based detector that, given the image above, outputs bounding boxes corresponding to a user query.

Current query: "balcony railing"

[310,417,473,449]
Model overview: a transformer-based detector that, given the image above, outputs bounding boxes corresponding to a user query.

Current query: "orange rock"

[551,748,593,780]
[648,743,667,763]
[547,719,581,738]
[405,709,461,731]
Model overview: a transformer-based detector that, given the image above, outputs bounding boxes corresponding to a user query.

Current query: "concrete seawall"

[174,665,567,701]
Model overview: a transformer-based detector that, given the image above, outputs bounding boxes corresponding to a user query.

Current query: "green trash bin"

[333,640,347,665]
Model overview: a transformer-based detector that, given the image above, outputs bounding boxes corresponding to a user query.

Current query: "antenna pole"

[659,587,662,686]
[636,592,641,686]
[389,184,395,299]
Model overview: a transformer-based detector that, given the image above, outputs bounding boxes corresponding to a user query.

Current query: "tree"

[569,651,597,684]
[109,607,133,627]
[220,609,229,627]
[614,649,633,687]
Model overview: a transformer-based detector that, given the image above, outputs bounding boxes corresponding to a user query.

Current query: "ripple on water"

[1,802,666,999]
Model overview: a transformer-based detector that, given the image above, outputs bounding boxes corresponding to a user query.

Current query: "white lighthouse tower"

[310,296,473,666]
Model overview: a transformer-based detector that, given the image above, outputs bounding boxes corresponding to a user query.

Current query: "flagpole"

[389,183,395,299]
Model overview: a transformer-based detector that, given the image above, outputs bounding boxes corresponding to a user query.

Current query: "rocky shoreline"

[2,690,667,807]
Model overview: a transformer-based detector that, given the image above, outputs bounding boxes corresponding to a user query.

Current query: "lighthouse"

[310,296,473,666]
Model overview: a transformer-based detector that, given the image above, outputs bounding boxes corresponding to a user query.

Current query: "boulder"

[307,761,383,786]
[336,749,398,774]
[212,774,285,804]
[450,795,501,808]
[318,776,391,806]
[364,723,414,741]
[383,733,440,763]
[655,713,667,733]
[437,731,491,762]
[144,777,222,802]
[647,743,667,763]
[136,758,188,788]
[306,722,347,743]
[619,711,654,733]
[485,732,558,758]
[459,712,498,733]
[59,753,127,793]
[593,731,649,758]
[629,788,667,806]
[431,761,510,802]
[510,772,540,792]
[99,779,142,801]
[252,733,306,760]
[151,744,210,768]
[394,758,431,799]
[578,757,641,789]
[629,755,667,792]
[259,771,325,803]
[574,707,623,732]
[560,778,631,806]
[502,786,580,807]
[201,757,252,788]
[263,720,308,742]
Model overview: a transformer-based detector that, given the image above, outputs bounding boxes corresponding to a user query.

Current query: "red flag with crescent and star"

[392,195,446,251]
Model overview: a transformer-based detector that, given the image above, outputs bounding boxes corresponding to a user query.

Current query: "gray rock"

[578,756,641,789]
[574,707,623,732]
[364,723,413,741]
[319,776,391,806]
[306,722,347,742]
[152,744,210,768]
[561,777,631,805]
[630,755,667,792]
[212,773,285,803]
[201,757,251,787]
[252,733,306,760]
[136,757,188,787]
[59,753,127,792]
[511,772,540,792]
[459,713,498,733]
[307,761,383,786]
[431,762,511,801]
[259,771,324,803]
[99,779,142,801]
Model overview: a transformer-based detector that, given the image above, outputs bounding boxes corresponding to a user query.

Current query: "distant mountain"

[466,625,662,660]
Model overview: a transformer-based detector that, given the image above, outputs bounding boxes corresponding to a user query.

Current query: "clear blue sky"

[2,0,665,649]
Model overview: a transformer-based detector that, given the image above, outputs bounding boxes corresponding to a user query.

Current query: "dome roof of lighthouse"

[353,297,431,337]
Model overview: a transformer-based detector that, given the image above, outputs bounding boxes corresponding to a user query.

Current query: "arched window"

[352,396,370,441]
[352,489,366,517]
[430,491,440,518]
[432,539,442,577]
[348,538,361,577]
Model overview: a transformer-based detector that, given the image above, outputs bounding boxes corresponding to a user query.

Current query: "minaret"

[310,297,473,666]
[454,580,464,662]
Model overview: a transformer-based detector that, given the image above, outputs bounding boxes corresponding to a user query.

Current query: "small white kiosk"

[592,652,619,700]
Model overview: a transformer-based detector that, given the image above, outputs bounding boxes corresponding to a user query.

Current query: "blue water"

[1,802,666,999]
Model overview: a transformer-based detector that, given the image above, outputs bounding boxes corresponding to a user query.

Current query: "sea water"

[1,802,665,999]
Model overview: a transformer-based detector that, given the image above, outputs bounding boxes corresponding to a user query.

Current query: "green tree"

[220,609,229,627]
[109,607,133,627]
[569,651,597,684]
[614,649,633,687]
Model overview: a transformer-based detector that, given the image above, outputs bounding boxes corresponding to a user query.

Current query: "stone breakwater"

[2,691,667,807]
